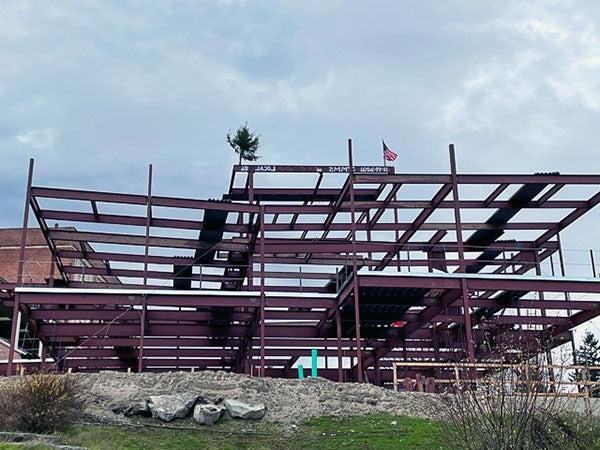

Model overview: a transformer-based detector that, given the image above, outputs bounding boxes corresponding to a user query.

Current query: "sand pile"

[68,371,448,424]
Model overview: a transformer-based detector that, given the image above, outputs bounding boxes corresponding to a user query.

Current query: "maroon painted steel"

[138,294,147,373]
[143,164,153,287]
[7,158,34,376]
[348,139,364,382]
[449,144,475,362]
[4,144,600,383]
[259,205,266,377]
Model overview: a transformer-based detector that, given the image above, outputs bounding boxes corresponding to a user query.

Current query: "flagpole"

[382,139,387,169]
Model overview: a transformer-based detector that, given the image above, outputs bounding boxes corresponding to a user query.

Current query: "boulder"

[124,401,151,417]
[223,399,266,420]
[147,393,199,421]
[193,403,226,426]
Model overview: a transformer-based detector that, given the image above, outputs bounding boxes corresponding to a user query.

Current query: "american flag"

[382,141,397,162]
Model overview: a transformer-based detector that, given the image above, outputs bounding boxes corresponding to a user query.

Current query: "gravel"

[65,371,449,424]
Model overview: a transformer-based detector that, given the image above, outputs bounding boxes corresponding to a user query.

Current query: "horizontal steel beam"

[232,165,394,174]
[263,200,589,214]
[358,273,600,294]
[352,173,600,185]
[32,186,259,213]
[40,209,251,233]
[19,292,335,309]
[263,222,554,232]
[469,299,600,310]
[67,348,239,358]
[49,229,248,252]
[31,308,327,322]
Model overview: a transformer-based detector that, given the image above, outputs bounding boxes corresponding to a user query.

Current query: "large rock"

[147,393,199,421]
[124,401,151,417]
[224,399,266,420]
[111,401,150,417]
[193,403,226,426]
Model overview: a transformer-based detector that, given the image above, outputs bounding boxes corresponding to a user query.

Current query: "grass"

[298,414,445,449]
[0,414,447,450]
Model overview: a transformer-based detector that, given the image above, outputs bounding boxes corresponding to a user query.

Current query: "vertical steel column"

[449,145,475,363]
[259,205,266,377]
[393,195,401,272]
[373,351,381,386]
[557,233,571,316]
[366,210,372,271]
[432,327,440,360]
[336,307,343,382]
[533,250,555,390]
[143,164,153,286]
[7,158,34,376]
[533,250,547,318]
[248,171,254,203]
[247,256,254,290]
[590,250,597,278]
[47,223,58,287]
[138,295,147,373]
[347,139,364,382]
[570,330,578,366]
[247,172,254,290]
[47,255,56,287]
[557,233,567,276]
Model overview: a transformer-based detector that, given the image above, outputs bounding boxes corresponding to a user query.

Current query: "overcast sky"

[1,2,600,309]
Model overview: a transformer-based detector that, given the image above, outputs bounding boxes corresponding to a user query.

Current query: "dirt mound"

[69,371,448,424]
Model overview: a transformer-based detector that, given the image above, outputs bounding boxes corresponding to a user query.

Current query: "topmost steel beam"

[230,167,600,184]
[228,164,394,192]
[232,164,395,174]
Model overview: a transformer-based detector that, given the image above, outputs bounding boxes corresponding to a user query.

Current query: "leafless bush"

[0,373,82,433]
[443,356,598,449]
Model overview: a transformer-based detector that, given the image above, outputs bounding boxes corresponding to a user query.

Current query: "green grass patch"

[1,414,598,450]
[298,413,446,449]
[48,414,447,450]
[62,420,285,450]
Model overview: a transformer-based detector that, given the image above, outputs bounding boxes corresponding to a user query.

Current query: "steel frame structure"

[3,141,600,385]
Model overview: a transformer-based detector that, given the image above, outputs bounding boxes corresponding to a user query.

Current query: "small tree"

[227,123,260,165]
[571,331,600,396]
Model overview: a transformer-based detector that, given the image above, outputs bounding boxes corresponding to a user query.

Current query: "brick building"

[0,228,59,285]
[0,228,119,357]
[0,228,58,349]
[0,337,24,360]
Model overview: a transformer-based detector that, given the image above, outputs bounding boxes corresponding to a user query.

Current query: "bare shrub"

[0,373,82,433]
[443,360,599,449]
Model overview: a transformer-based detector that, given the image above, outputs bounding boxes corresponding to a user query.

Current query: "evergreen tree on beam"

[227,123,261,165]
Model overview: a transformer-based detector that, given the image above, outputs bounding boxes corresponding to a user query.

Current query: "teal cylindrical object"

[297,364,304,379]
[311,349,318,378]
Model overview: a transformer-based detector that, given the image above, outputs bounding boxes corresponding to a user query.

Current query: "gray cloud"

[0,0,598,259]
[1,0,599,341]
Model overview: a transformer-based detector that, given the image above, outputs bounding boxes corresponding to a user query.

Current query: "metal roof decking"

[466,178,550,248]
[194,201,229,264]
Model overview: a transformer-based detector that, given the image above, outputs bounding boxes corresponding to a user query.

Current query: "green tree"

[571,331,600,396]
[227,123,260,165]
